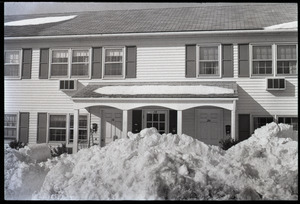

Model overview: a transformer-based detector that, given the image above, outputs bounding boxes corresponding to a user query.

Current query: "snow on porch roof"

[72,82,238,99]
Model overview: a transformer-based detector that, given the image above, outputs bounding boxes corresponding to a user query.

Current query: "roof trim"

[72,97,239,101]
[4,29,297,40]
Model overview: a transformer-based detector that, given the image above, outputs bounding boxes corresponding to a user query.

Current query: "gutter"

[4,29,297,40]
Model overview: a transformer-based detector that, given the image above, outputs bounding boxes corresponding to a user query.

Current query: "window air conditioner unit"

[59,80,77,90]
[266,78,286,90]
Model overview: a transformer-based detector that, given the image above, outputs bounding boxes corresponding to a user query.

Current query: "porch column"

[122,110,128,138]
[177,110,183,135]
[231,100,236,141]
[73,109,79,153]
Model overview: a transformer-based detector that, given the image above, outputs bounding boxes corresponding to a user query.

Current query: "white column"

[73,109,79,153]
[122,110,128,138]
[231,100,236,140]
[177,110,183,135]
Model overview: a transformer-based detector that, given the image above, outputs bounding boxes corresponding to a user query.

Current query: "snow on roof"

[94,85,234,95]
[264,21,298,30]
[4,15,77,26]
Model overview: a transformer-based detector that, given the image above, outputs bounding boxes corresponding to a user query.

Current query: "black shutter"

[238,44,249,77]
[37,113,47,143]
[22,49,32,79]
[39,48,49,79]
[222,44,233,77]
[126,46,137,78]
[19,112,29,143]
[238,114,250,141]
[92,47,102,79]
[132,110,142,133]
[169,110,177,134]
[186,45,196,78]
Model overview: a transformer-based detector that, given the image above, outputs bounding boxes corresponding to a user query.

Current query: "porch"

[71,82,238,153]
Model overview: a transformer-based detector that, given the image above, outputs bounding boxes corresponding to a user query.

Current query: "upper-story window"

[277,45,297,75]
[4,50,21,78]
[50,48,90,78]
[103,47,124,78]
[198,45,220,77]
[252,45,273,75]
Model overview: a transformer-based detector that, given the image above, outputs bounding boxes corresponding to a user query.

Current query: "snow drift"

[4,122,298,200]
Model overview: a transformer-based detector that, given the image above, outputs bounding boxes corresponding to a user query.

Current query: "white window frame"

[102,46,126,79]
[4,50,22,79]
[196,44,222,78]
[48,113,68,143]
[142,109,169,134]
[4,112,19,141]
[250,43,274,77]
[275,43,298,76]
[49,48,91,79]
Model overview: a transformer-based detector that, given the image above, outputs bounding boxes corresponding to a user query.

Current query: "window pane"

[69,129,74,142]
[153,114,158,121]
[5,114,17,127]
[147,114,152,121]
[5,65,20,77]
[104,63,122,76]
[51,64,68,76]
[253,46,272,60]
[279,79,285,88]
[49,129,66,141]
[50,115,66,128]
[52,50,68,63]
[5,51,19,64]
[70,115,74,128]
[5,128,17,137]
[277,45,296,59]
[199,62,219,75]
[159,114,165,122]
[105,49,123,62]
[277,61,297,74]
[79,116,87,128]
[160,123,165,131]
[72,50,89,63]
[153,122,158,129]
[71,64,89,76]
[147,123,152,128]
[200,47,218,60]
[79,130,87,140]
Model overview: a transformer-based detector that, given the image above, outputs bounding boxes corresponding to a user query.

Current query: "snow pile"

[264,21,297,30]
[4,15,77,26]
[94,85,234,95]
[5,122,298,200]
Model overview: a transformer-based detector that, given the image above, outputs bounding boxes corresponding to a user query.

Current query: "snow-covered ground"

[4,122,298,200]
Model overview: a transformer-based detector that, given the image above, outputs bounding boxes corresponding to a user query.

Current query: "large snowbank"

[94,85,234,95]
[4,122,298,200]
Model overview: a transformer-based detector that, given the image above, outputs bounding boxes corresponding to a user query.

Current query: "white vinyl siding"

[233,44,239,78]
[137,46,185,80]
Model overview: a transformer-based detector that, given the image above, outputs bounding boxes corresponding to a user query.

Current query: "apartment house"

[4,3,298,153]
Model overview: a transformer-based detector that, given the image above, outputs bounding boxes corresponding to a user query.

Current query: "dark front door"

[238,114,250,141]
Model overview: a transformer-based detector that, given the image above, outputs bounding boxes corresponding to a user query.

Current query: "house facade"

[4,3,298,153]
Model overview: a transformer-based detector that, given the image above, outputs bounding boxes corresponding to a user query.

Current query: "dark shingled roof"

[4,3,297,37]
[71,82,238,99]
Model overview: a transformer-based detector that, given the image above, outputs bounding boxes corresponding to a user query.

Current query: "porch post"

[122,110,128,138]
[231,100,236,141]
[177,110,183,135]
[73,109,79,153]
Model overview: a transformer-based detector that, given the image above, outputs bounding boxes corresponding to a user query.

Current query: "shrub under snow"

[4,122,298,200]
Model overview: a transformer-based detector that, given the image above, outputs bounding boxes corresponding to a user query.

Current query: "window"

[71,50,89,77]
[198,46,219,76]
[252,45,273,75]
[51,50,69,77]
[103,48,124,77]
[69,115,88,143]
[59,80,76,90]
[4,50,21,78]
[277,45,297,75]
[278,117,298,131]
[49,115,67,142]
[50,48,90,78]
[253,117,274,130]
[4,114,18,139]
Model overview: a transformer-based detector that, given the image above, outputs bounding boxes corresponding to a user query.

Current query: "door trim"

[142,109,169,134]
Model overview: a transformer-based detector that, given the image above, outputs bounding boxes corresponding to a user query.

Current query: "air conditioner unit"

[59,80,77,90]
[266,78,285,90]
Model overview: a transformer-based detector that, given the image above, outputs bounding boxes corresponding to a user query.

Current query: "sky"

[4,2,207,16]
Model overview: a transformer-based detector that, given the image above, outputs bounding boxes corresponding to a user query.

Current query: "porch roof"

[72,81,238,99]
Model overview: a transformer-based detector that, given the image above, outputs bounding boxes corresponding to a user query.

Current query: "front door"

[195,109,223,145]
[144,110,168,134]
[101,109,122,146]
